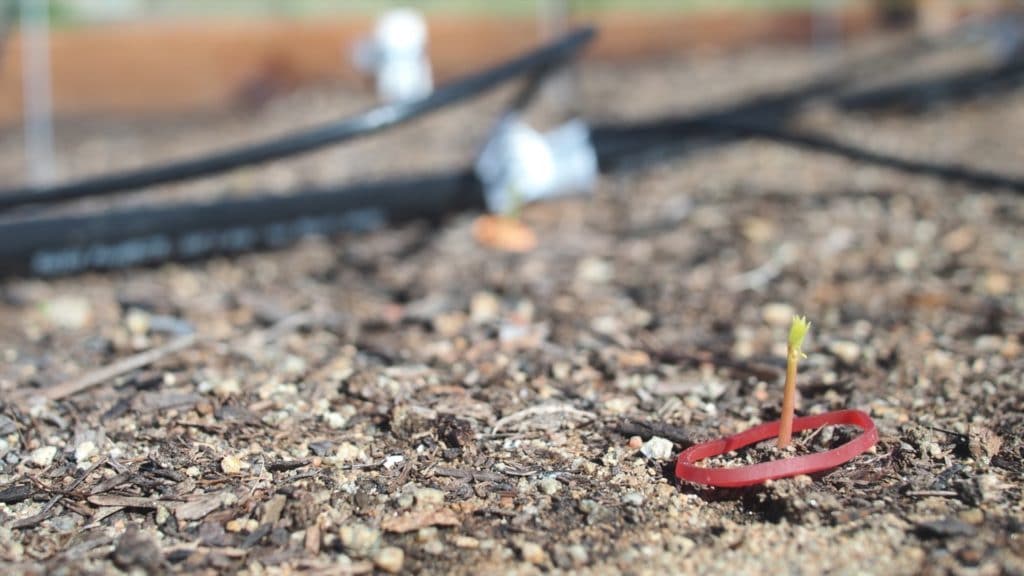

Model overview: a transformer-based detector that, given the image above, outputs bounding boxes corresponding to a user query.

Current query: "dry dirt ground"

[0,40,1022,575]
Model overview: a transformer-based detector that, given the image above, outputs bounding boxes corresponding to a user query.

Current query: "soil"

[0,39,1022,575]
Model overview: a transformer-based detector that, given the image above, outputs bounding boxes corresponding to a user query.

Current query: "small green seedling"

[777,315,810,449]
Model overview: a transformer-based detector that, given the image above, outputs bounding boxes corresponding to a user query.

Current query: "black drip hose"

[0,28,595,212]
[0,171,483,277]
[837,57,1024,113]
[592,118,1024,193]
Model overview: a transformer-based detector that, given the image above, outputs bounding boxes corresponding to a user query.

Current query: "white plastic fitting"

[475,116,598,214]
[353,8,434,103]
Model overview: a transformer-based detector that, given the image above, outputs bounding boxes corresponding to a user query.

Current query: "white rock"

[567,544,589,565]
[454,536,480,549]
[29,446,58,467]
[213,379,241,398]
[640,436,674,461]
[333,442,364,464]
[323,411,347,429]
[576,257,614,284]
[828,340,861,364]
[622,491,644,506]
[125,309,150,335]
[603,397,634,414]
[339,523,381,557]
[894,248,919,271]
[423,539,445,555]
[538,477,561,495]
[74,441,98,466]
[375,546,405,574]
[45,296,92,329]
[470,292,501,323]
[520,541,547,565]
[383,454,405,470]
[414,487,445,507]
[220,455,243,475]
[762,303,795,327]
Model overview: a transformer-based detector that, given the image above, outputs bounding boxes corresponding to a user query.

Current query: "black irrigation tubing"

[0,171,484,277]
[587,38,945,172]
[592,117,1024,193]
[0,27,595,213]
[836,56,1024,113]
[738,123,1024,193]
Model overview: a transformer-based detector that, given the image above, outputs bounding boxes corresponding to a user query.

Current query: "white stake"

[19,0,57,186]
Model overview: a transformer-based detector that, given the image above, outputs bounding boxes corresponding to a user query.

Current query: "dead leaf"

[969,427,1003,460]
[381,507,460,533]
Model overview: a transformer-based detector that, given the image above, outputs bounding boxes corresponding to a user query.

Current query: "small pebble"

[640,436,674,461]
[45,295,92,329]
[470,292,501,323]
[339,523,381,557]
[155,505,170,525]
[575,257,614,284]
[454,536,480,549]
[423,539,445,555]
[603,397,634,414]
[125,309,150,335]
[213,379,241,398]
[29,446,58,467]
[416,527,438,543]
[538,477,561,496]
[984,272,1010,296]
[0,415,16,436]
[50,515,77,533]
[334,442,363,464]
[74,441,98,467]
[374,546,404,574]
[622,491,644,507]
[520,541,547,565]
[959,509,984,525]
[894,248,919,271]
[220,455,243,475]
[762,303,795,327]
[628,436,643,449]
[323,412,347,429]
[828,340,861,365]
[414,487,445,507]
[567,544,589,565]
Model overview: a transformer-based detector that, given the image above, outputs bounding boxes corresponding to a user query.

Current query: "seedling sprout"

[778,315,810,449]
[675,312,878,487]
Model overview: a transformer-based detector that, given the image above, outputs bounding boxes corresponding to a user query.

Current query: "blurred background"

[0,0,1012,188]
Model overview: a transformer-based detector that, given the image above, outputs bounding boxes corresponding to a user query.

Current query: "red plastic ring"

[675,409,878,488]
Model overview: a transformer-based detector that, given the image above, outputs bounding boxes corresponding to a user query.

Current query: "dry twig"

[21,333,197,404]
